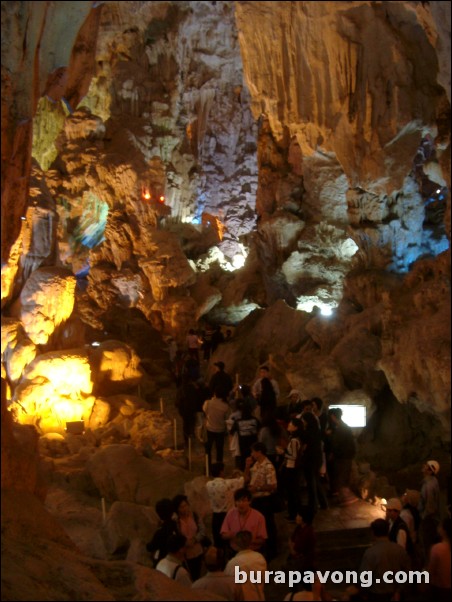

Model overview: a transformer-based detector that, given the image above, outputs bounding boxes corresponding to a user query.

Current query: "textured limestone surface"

[1,2,450,600]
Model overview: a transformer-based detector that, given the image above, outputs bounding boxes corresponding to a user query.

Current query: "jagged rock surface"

[1,2,450,600]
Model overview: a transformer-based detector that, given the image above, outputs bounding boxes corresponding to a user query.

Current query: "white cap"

[287,389,301,398]
[426,460,440,475]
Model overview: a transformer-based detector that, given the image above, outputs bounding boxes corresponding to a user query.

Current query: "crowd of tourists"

[150,332,450,601]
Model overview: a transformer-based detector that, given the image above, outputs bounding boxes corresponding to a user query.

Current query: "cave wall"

[1,2,451,600]
[1,2,450,462]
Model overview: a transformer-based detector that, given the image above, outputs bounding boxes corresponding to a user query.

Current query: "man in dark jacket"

[208,361,233,398]
[177,374,208,444]
[385,497,415,558]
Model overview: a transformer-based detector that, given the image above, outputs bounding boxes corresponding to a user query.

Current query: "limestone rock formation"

[1,2,450,600]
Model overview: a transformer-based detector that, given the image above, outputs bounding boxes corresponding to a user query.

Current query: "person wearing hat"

[419,460,441,563]
[285,389,303,423]
[385,498,414,554]
[208,361,233,398]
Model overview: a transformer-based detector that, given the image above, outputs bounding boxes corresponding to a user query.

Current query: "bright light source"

[436,189,442,194]
[141,186,151,200]
[329,404,366,427]
[91,341,100,347]
[296,299,337,316]
[232,254,246,269]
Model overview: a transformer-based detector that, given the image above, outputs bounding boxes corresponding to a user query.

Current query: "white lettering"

[360,571,372,587]
[410,571,429,584]
[249,571,261,584]
[316,571,330,584]
[233,568,430,587]
[288,571,302,588]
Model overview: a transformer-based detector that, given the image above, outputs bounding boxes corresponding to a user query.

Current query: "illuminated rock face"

[0,0,449,437]
[9,349,94,434]
[89,340,144,395]
[17,267,76,345]
[0,4,450,600]
[0,3,449,427]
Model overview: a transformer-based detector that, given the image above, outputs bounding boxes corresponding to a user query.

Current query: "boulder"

[86,444,189,505]
[101,500,158,557]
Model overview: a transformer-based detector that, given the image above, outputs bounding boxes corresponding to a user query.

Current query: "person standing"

[427,517,451,602]
[186,328,202,362]
[418,459,441,563]
[359,518,411,601]
[203,386,230,468]
[326,407,357,506]
[400,489,421,544]
[257,376,277,421]
[221,488,268,554]
[384,497,414,554]
[287,507,317,575]
[280,418,304,522]
[192,546,243,601]
[146,498,179,567]
[252,365,280,404]
[201,326,214,361]
[155,533,192,587]
[245,441,278,560]
[176,373,205,445]
[301,411,329,515]
[209,361,234,398]
[224,530,267,601]
[172,494,207,581]
[231,399,260,471]
[206,462,244,549]
[258,413,286,469]
[285,389,303,424]
[211,325,225,354]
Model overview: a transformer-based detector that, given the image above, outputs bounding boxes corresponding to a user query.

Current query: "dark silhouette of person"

[211,326,225,353]
[209,361,233,398]
[146,498,179,567]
